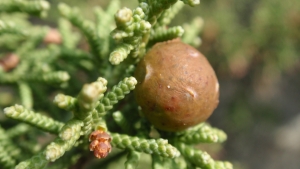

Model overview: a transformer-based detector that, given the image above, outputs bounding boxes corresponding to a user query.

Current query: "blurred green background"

[2,0,300,168]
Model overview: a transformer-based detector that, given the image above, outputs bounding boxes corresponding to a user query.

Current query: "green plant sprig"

[44,119,83,162]
[15,152,48,169]
[175,142,232,169]
[109,6,151,64]
[111,133,180,158]
[125,150,141,169]
[53,94,77,111]
[182,17,204,47]
[58,3,102,62]
[95,76,137,117]
[112,110,134,134]
[149,26,184,45]
[94,0,121,58]
[18,82,33,109]
[4,105,64,134]
[0,0,49,17]
[155,1,185,28]
[176,123,227,144]
[5,123,31,138]
[0,68,70,86]
[151,154,173,169]
[0,20,29,37]
[58,18,80,50]
[0,145,16,169]
[0,125,20,168]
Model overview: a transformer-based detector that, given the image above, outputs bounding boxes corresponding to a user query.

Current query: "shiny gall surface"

[134,40,219,132]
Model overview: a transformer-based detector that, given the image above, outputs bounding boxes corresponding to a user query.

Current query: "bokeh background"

[1,0,300,168]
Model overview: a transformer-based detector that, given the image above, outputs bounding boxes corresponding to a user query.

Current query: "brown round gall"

[43,29,62,44]
[134,40,219,132]
[0,53,19,72]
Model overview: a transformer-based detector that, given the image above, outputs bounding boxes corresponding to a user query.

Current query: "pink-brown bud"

[89,130,112,159]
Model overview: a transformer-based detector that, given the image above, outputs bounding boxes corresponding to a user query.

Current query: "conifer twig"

[111,133,180,158]
[125,151,140,169]
[0,0,49,17]
[4,105,64,134]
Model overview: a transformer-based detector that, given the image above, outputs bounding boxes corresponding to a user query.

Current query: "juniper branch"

[19,141,42,155]
[175,142,232,169]
[177,123,227,144]
[15,152,48,169]
[16,28,48,56]
[181,0,200,7]
[54,77,108,134]
[0,125,21,159]
[0,20,28,37]
[58,18,79,49]
[53,93,77,111]
[149,26,184,45]
[75,78,107,134]
[0,70,70,85]
[58,3,101,59]
[214,161,234,169]
[77,77,107,113]
[110,6,151,63]
[4,105,64,134]
[6,123,31,138]
[45,120,83,162]
[109,43,134,65]
[182,17,204,47]
[0,145,16,169]
[0,0,49,17]
[94,0,120,58]
[111,133,180,158]
[18,82,33,109]
[112,111,133,133]
[106,0,121,16]
[152,154,172,169]
[125,151,140,169]
[156,1,185,27]
[96,77,137,116]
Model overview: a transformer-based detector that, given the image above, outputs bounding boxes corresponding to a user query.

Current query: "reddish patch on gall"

[164,105,177,112]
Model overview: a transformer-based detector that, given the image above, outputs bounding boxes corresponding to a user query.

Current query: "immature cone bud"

[115,7,133,27]
[134,39,219,132]
[43,29,62,44]
[89,130,112,158]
